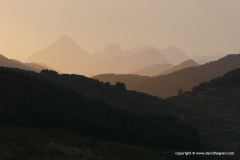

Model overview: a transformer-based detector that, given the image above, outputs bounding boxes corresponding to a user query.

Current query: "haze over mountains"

[27,35,90,75]
[26,36,193,76]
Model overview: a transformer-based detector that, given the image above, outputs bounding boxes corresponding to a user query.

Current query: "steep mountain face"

[167,68,240,150]
[154,59,199,76]
[160,46,189,65]
[94,54,240,98]
[0,54,48,72]
[27,35,91,75]
[132,63,173,76]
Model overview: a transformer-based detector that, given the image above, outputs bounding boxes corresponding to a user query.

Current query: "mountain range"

[26,36,192,76]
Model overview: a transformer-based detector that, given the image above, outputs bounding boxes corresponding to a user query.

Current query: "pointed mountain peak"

[57,35,76,43]
[181,59,199,66]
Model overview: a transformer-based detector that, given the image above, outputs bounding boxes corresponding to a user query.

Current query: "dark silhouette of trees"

[115,82,126,90]
[178,89,183,95]
[41,69,58,75]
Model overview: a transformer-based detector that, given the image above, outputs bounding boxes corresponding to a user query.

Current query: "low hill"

[154,59,198,76]
[132,63,173,76]
[167,68,240,150]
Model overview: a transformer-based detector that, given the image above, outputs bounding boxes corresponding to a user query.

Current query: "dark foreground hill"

[0,67,201,150]
[167,68,240,151]
[0,125,175,160]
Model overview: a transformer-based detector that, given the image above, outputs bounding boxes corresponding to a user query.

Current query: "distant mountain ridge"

[132,63,173,76]
[27,36,189,76]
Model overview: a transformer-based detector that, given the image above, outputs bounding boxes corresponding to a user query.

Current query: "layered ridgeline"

[167,68,240,150]
[27,36,191,76]
[132,63,173,76]
[94,54,240,98]
[154,59,199,76]
[0,67,201,151]
[0,54,49,72]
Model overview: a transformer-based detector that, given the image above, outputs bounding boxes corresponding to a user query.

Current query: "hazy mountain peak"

[104,43,122,52]
[160,46,189,65]
[54,35,81,47]
[27,35,90,75]
[181,59,199,66]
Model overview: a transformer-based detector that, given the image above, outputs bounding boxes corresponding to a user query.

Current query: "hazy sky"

[1,0,240,61]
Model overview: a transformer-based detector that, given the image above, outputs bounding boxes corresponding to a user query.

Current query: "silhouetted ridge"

[0,67,202,150]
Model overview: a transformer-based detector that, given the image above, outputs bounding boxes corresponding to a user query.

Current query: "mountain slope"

[132,63,173,76]
[27,35,91,75]
[94,54,240,98]
[154,59,199,76]
[167,68,240,150]
[0,54,48,72]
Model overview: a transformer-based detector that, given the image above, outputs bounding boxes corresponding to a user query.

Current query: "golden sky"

[1,0,240,61]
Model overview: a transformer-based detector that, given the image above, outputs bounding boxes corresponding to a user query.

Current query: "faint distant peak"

[57,35,76,43]
[182,59,198,64]
[177,59,199,67]
[143,45,155,50]
[104,43,122,52]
